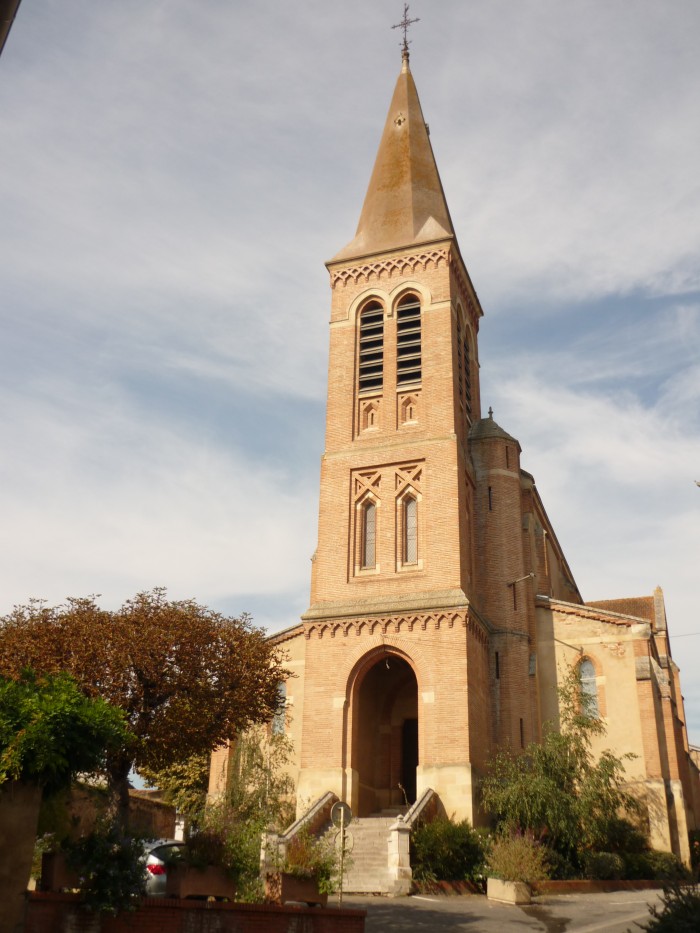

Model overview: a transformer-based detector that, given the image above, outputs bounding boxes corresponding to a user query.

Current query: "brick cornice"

[303,607,490,646]
[329,246,450,288]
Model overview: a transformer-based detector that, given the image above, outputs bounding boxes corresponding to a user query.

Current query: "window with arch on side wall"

[271,682,286,735]
[402,495,418,565]
[396,294,421,386]
[361,500,377,569]
[578,658,600,718]
[358,301,384,394]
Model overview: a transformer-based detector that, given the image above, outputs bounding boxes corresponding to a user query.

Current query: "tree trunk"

[0,781,42,933]
[108,757,132,831]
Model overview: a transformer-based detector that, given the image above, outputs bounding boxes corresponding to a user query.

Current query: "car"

[144,839,187,896]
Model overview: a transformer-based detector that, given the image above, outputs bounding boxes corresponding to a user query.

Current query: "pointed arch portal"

[350,652,418,816]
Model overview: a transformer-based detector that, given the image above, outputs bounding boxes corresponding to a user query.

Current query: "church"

[211,44,699,870]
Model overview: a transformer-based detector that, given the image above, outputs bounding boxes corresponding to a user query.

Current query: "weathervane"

[392,3,420,58]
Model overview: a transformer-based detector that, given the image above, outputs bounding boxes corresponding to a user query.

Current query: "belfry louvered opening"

[456,314,472,421]
[396,296,421,386]
[358,302,384,393]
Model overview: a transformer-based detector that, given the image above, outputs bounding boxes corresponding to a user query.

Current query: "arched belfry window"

[396,295,421,386]
[361,500,377,569]
[403,495,417,565]
[579,658,600,718]
[463,331,472,419]
[456,311,472,422]
[358,302,384,394]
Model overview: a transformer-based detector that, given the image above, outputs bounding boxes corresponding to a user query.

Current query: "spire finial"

[488,406,494,419]
[392,4,420,68]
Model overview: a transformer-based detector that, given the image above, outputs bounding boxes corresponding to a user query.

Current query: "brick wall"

[24,893,365,933]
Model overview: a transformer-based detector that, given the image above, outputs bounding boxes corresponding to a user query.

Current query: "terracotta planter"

[265,871,328,907]
[165,864,237,900]
[486,877,531,904]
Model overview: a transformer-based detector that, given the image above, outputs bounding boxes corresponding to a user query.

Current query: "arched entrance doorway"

[351,652,418,817]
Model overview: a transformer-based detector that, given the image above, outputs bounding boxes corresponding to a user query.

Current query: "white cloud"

[0,385,316,613]
[1,0,699,740]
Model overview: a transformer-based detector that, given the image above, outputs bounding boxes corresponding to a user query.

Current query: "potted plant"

[265,825,339,907]
[165,826,238,900]
[485,832,549,905]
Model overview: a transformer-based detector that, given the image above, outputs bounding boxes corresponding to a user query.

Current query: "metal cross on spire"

[392,3,420,58]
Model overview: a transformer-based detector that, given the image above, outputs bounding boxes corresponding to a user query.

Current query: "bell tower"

[306,48,484,622]
[296,47,501,820]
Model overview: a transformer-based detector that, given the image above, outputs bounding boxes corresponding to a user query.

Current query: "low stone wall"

[533,880,662,895]
[24,893,366,933]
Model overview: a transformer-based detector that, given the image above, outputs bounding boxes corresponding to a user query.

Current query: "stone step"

[332,815,396,895]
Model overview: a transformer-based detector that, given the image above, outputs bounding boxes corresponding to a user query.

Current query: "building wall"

[536,598,699,861]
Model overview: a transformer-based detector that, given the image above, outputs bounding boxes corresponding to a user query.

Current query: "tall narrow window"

[403,496,417,564]
[579,658,600,718]
[271,682,286,735]
[457,317,464,401]
[361,501,377,569]
[358,302,384,393]
[396,296,421,386]
[456,313,473,422]
[463,332,472,419]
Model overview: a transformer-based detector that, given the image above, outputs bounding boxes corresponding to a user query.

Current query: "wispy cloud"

[1,0,699,739]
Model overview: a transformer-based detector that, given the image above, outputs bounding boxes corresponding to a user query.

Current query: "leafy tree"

[149,729,297,901]
[0,589,287,823]
[480,668,641,871]
[0,671,127,933]
[0,670,127,791]
[139,751,211,825]
[223,727,296,829]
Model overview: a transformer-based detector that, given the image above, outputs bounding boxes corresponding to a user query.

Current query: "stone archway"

[350,652,418,817]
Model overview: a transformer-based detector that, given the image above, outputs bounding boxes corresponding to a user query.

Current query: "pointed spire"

[332,57,455,262]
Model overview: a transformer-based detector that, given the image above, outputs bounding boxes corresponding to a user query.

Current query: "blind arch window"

[403,495,418,564]
[579,658,600,718]
[361,500,377,569]
[358,302,384,393]
[396,295,421,386]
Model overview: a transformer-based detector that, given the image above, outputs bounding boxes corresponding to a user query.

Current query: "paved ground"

[342,890,662,932]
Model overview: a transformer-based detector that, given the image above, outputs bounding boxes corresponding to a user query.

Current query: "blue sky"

[1,1,699,743]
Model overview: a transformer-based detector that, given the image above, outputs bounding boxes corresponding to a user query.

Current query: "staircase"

[333,809,407,894]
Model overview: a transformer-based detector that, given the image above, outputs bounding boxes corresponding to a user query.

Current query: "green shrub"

[283,824,340,895]
[621,851,651,880]
[641,882,700,932]
[542,847,578,880]
[583,851,624,880]
[645,851,690,882]
[63,819,146,914]
[621,849,689,882]
[411,817,486,883]
[486,832,549,885]
[603,816,649,854]
[187,804,267,900]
